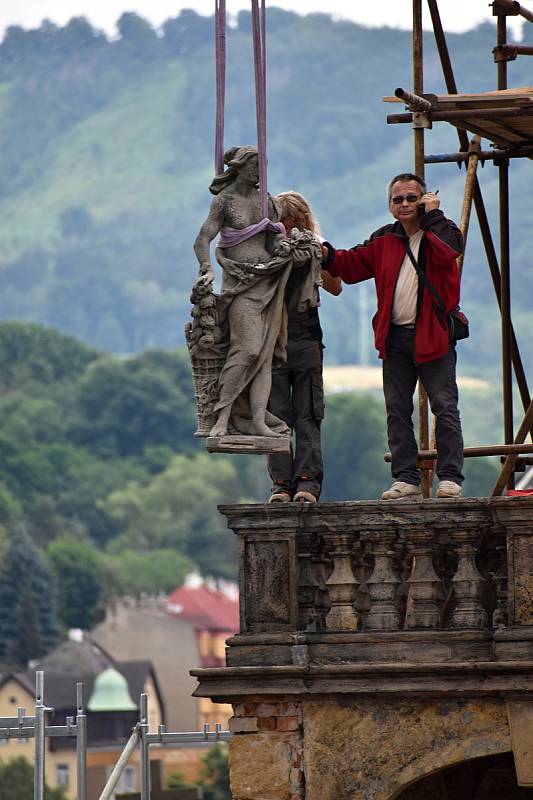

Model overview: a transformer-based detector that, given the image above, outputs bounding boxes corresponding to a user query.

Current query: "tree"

[0,526,59,666]
[108,548,193,596]
[198,744,231,800]
[103,453,240,580]
[47,535,107,630]
[321,393,390,500]
[0,322,98,390]
[0,757,66,800]
[71,350,197,457]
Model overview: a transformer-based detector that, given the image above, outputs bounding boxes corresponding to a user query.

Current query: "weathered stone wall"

[304,696,510,800]
[229,701,304,800]
[226,696,513,800]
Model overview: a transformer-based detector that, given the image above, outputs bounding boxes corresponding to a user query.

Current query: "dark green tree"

[71,350,196,457]
[108,548,193,596]
[0,526,59,666]
[0,322,98,390]
[198,744,231,800]
[103,453,239,580]
[0,757,66,800]
[322,393,390,500]
[47,535,107,630]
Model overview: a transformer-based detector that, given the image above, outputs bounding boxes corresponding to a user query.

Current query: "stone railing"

[220,497,533,667]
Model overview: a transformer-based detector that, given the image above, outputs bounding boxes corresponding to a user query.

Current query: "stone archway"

[396,752,533,800]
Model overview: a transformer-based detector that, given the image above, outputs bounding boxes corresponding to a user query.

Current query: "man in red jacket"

[321,173,464,500]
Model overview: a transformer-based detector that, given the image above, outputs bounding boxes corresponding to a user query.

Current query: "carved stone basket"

[185,323,225,437]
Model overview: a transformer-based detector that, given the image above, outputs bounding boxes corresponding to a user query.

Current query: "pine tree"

[0,525,59,667]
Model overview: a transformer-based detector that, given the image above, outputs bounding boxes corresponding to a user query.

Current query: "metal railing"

[99,693,230,800]
[0,671,87,800]
[1,670,230,800]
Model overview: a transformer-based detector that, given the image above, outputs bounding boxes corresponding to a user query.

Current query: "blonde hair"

[275,191,320,236]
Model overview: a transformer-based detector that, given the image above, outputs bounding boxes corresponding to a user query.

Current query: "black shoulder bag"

[405,242,469,342]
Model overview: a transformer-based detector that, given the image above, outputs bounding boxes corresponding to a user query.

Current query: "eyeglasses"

[391,194,420,205]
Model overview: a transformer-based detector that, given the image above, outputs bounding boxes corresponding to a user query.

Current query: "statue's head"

[209,146,258,195]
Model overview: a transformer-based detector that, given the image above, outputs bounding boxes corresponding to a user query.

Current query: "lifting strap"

[214,0,269,218]
[215,0,226,176]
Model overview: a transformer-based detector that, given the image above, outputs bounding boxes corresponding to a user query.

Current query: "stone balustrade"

[192,497,533,800]
[219,496,533,668]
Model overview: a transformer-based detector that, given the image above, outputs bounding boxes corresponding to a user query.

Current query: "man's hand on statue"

[321,244,329,262]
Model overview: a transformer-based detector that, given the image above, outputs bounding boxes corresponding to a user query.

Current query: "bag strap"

[404,241,447,316]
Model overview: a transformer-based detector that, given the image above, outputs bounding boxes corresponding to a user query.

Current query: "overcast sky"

[0,0,528,39]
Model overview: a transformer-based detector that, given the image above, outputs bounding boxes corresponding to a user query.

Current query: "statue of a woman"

[193,146,296,440]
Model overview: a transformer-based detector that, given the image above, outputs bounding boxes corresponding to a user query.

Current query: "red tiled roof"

[166,585,239,632]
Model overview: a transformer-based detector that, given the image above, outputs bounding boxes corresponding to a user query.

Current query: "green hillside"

[0,9,531,370]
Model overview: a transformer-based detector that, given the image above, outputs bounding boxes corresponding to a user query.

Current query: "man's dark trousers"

[383,324,464,487]
[267,325,324,498]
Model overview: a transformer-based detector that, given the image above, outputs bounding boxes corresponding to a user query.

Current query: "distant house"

[92,576,239,731]
[166,579,239,669]
[0,631,164,799]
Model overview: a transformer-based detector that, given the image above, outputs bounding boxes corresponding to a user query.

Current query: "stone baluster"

[490,544,508,629]
[448,526,488,629]
[405,526,442,629]
[311,539,330,632]
[324,532,359,631]
[297,532,320,631]
[366,530,401,631]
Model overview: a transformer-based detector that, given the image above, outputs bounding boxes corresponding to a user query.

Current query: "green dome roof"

[87,667,138,712]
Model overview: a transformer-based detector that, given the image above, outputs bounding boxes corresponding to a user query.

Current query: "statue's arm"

[193,197,225,280]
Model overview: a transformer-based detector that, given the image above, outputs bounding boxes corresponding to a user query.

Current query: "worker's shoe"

[293,478,320,503]
[436,480,462,498]
[293,490,317,503]
[381,481,422,501]
[268,489,292,503]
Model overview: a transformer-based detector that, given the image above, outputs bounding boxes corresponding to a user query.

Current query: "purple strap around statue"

[217,218,285,249]
[251,0,268,218]
[214,0,226,176]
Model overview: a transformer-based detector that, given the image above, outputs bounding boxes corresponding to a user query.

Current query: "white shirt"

[391,229,423,326]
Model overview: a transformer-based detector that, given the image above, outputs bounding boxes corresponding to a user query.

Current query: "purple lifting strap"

[217,219,285,249]
[251,0,268,218]
[215,0,226,176]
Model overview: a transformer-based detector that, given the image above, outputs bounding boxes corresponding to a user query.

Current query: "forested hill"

[0,9,531,372]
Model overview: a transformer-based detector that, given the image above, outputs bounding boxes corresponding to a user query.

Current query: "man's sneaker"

[381,481,422,501]
[293,490,317,503]
[437,480,462,498]
[268,490,292,503]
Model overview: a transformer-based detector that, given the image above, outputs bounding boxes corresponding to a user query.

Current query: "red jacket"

[323,209,464,363]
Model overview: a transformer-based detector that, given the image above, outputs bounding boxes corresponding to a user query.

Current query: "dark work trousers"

[382,324,464,487]
[267,327,325,498]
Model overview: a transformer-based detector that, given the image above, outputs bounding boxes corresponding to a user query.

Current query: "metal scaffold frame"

[1,671,230,800]
[388,0,533,495]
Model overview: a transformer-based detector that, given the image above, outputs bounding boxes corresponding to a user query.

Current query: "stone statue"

[189,145,323,453]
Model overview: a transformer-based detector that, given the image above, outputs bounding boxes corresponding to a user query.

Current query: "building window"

[107,764,136,797]
[56,764,70,788]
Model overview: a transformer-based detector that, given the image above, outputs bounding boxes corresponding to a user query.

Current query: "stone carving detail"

[243,540,292,631]
[405,527,442,629]
[366,530,401,631]
[324,533,359,631]
[185,279,226,436]
[449,527,488,629]
[191,145,322,453]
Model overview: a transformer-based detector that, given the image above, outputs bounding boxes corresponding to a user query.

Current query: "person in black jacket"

[268,192,341,503]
